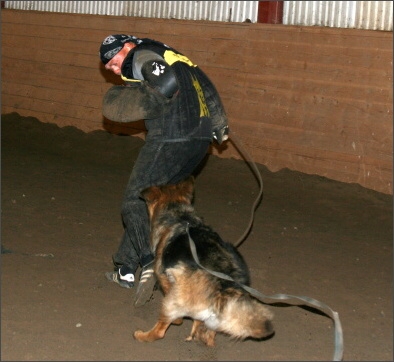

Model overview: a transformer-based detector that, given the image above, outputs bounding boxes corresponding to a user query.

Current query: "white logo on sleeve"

[152,61,165,76]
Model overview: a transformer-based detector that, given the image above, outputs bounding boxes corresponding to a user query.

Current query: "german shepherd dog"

[134,177,274,346]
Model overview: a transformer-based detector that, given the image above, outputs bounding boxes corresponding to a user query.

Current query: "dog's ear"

[178,176,195,203]
[140,186,160,203]
[187,175,195,185]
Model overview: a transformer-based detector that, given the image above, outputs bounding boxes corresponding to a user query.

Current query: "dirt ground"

[1,112,392,361]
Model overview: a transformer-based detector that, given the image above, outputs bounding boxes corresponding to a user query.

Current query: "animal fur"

[133,176,274,346]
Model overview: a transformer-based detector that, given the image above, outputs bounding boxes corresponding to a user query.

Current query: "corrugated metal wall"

[4,1,393,30]
[283,1,393,31]
[5,1,393,30]
[3,1,259,22]
[127,1,258,22]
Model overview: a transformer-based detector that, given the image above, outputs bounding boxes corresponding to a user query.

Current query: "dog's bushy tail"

[213,287,274,341]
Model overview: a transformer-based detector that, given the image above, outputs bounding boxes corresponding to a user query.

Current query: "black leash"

[228,131,264,248]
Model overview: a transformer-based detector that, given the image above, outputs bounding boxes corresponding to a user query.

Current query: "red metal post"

[258,1,284,24]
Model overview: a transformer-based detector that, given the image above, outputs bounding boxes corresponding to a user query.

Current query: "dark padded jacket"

[120,38,228,143]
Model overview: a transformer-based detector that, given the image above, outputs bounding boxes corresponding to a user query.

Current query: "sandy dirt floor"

[1,112,392,361]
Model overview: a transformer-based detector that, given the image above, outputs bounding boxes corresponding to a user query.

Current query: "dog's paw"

[184,332,216,347]
[133,330,146,342]
[203,335,216,347]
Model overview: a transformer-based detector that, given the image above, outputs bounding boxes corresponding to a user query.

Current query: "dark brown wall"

[2,9,392,194]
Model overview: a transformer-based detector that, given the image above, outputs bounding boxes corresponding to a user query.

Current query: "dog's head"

[141,176,195,220]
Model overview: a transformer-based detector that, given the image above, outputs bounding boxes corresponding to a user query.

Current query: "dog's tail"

[211,287,274,341]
